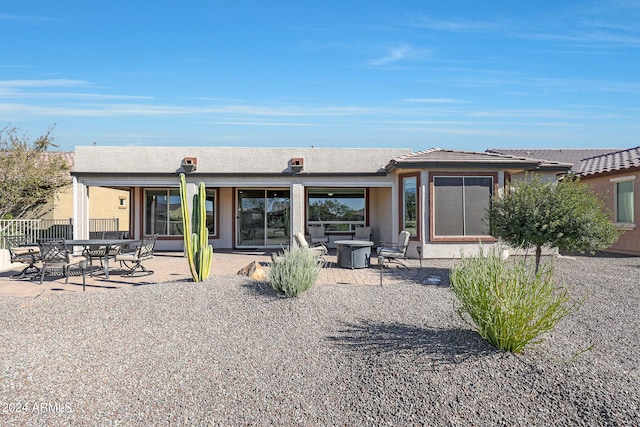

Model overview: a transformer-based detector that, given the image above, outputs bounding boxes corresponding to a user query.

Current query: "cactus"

[179,173,213,282]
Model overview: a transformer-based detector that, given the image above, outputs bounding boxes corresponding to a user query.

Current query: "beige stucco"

[71,146,569,256]
[72,146,411,251]
[581,170,639,255]
[36,185,129,232]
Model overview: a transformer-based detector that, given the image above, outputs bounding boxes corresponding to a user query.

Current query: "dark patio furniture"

[67,238,138,279]
[308,224,329,245]
[335,239,374,269]
[38,239,87,285]
[353,226,372,241]
[115,234,157,276]
[4,235,41,278]
[82,231,124,276]
[377,230,411,269]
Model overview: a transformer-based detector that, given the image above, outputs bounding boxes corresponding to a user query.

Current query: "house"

[32,152,130,233]
[577,147,640,256]
[70,146,571,258]
[486,148,621,173]
[489,147,640,256]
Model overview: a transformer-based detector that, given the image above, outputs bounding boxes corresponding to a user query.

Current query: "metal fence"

[0,218,120,248]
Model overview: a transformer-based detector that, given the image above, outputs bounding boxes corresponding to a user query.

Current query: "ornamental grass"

[450,247,578,353]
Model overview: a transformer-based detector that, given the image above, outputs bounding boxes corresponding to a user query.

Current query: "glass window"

[145,189,181,236]
[205,189,217,235]
[402,175,418,237]
[145,188,217,236]
[616,181,634,223]
[307,188,365,232]
[433,176,493,237]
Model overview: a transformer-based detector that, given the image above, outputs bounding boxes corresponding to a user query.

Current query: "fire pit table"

[335,240,374,269]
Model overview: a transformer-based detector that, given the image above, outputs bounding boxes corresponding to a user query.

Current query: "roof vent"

[181,157,198,173]
[291,157,304,172]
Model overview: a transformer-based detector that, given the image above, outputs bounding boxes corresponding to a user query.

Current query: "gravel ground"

[0,254,638,426]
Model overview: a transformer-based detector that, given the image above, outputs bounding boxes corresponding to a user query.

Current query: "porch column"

[290,179,304,247]
[73,177,90,240]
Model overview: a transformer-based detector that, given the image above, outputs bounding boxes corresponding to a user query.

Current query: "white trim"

[614,222,638,230]
[72,176,78,240]
[610,175,636,183]
[614,180,635,224]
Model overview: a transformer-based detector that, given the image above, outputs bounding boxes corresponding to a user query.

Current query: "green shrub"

[269,247,323,297]
[450,247,576,353]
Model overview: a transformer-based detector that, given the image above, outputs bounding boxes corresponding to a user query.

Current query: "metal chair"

[294,232,328,256]
[308,224,329,245]
[115,234,157,276]
[377,230,411,269]
[83,231,123,276]
[38,239,87,285]
[4,235,41,278]
[354,226,372,241]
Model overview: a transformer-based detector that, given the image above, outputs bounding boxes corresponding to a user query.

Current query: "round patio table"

[335,240,374,269]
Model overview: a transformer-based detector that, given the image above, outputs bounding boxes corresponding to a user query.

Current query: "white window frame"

[610,175,636,228]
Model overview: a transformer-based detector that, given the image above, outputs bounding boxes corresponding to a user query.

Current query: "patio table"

[65,239,139,279]
[335,239,374,269]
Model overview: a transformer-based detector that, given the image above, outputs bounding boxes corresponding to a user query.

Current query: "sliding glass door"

[237,189,290,247]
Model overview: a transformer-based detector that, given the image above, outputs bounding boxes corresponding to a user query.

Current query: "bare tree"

[0,126,70,221]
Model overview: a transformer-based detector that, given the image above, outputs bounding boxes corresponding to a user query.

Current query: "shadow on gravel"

[327,319,496,366]
[240,279,282,299]
[415,267,451,287]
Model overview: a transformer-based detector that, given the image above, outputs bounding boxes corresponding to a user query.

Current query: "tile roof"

[486,148,620,171]
[578,146,640,176]
[39,151,74,168]
[386,148,570,171]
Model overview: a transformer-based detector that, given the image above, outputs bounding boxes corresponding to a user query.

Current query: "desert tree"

[0,126,70,221]
[489,174,620,272]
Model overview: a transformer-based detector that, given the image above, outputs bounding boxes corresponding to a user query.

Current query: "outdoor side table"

[335,240,374,269]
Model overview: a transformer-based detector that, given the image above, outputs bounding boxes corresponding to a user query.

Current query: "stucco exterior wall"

[367,187,392,245]
[582,171,639,255]
[74,146,412,174]
[35,184,129,231]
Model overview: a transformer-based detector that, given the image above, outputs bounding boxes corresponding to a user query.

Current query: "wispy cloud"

[369,45,412,65]
[0,79,90,88]
[208,121,327,127]
[518,30,640,47]
[401,98,468,104]
[0,13,56,23]
[411,15,501,32]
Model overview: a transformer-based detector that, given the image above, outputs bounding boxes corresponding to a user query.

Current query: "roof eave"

[386,160,542,171]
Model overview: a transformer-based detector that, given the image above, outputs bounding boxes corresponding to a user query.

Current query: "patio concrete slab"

[0,250,422,298]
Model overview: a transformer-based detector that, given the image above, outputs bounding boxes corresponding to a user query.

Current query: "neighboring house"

[577,147,640,256]
[489,146,640,256]
[31,152,130,232]
[71,146,571,258]
[486,148,620,174]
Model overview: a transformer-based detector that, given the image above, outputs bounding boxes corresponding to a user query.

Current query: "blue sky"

[1,1,639,152]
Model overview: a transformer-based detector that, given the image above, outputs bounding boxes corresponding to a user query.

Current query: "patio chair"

[38,239,87,285]
[353,226,372,241]
[294,232,328,257]
[377,230,411,269]
[115,234,157,276]
[308,224,329,245]
[4,235,41,278]
[83,231,124,276]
